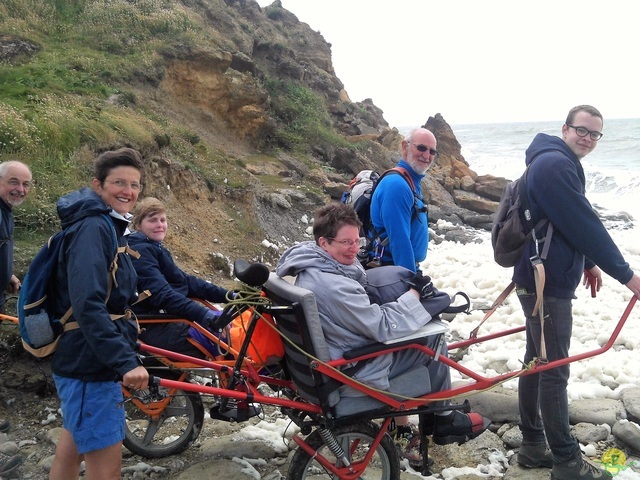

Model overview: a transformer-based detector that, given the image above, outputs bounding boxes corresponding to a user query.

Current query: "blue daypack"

[18,214,119,358]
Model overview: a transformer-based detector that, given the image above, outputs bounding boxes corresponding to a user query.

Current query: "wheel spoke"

[140,418,163,446]
[287,422,399,480]
[123,387,204,459]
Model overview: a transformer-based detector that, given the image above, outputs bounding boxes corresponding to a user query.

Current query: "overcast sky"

[256,0,640,127]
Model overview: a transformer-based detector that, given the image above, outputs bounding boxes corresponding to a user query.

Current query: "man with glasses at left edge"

[0,160,32,314]
[0,159,32,463]
[370,127,436,273]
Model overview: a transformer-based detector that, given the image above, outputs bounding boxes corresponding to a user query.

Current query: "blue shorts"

[53,374,125,454]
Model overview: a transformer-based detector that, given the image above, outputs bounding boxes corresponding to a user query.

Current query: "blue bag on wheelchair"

[365,266,468,319]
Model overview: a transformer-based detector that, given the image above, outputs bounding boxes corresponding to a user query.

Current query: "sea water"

[399,117,640,282]
[452,118,640,222]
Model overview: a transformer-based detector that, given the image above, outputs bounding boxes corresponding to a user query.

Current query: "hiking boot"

[0,455,23,478]
[0,419,9,433]
[518,443,553,468]
[432,411,491,445]
[551,452,608,480]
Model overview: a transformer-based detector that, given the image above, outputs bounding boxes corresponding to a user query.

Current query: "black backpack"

[491,165,552,267]
[342,167,426,268]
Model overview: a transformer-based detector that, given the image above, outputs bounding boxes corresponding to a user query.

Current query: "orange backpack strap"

[385,166,416,192]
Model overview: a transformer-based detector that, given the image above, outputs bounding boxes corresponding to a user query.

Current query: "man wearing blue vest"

[369,127,437,463]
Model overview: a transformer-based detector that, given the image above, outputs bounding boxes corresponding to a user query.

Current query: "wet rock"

[612,420,640,453]
[621,387,640,422]
[573,422,611,443]
[569,398,624,427]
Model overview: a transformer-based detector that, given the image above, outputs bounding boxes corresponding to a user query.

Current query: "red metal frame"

[290,418,394,479]
[3,295,637,480]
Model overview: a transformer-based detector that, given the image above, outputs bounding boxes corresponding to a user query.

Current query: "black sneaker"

[432,411,491,445]
[551,453,609,480]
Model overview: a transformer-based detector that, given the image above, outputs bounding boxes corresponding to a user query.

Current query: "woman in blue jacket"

[49,148,148,480]
[129,197,230,358]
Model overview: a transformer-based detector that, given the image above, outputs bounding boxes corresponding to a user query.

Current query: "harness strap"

[64,310,132,332]
[528,219,552,362]
[539,223,553,260]
[339,359,370,378]
[135,290,152,303]
[469,281,515,339]
[444,291,472,315]
[59,246,146,333]
[532,260,547,361]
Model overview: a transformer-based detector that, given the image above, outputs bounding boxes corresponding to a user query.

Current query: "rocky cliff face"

[126,0,508,226]
[3,0,510,277]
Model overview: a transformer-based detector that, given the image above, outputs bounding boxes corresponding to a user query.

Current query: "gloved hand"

[407,272,435,299]
[201,309,223,331]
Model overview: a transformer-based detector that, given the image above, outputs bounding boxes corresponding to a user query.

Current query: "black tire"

[123,381,204,458]
[287,422,400,480]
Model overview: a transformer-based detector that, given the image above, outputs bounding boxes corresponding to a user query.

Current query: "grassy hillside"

[1,0,365,283]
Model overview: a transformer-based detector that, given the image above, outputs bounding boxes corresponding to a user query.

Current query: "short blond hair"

[132,197,165,230]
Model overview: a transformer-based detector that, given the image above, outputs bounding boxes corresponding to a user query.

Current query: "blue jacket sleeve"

[185,274,229,304]
[133,242,228,324]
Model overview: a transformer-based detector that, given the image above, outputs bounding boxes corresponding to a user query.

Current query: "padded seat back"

[263,274,341,411]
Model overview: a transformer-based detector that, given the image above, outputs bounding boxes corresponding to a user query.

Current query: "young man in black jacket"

[513,105,640,480]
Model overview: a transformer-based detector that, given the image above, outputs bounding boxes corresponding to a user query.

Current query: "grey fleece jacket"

[275,241,431,392]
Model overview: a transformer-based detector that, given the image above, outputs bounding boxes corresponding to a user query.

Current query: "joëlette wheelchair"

[126,259,469,477]
[109,259,640,479]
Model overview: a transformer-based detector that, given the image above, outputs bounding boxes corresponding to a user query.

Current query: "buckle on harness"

[366,238,387,268]
[530,255,542,267]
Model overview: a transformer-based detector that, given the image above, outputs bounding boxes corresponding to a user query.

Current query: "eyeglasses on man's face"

[409,142,439,157]
[567,124,603,141]
[327,237,367,248]
[106,179,143,191]
[0,177,32,190]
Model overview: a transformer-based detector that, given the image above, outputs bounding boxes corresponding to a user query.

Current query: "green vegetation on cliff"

[1,0,359,249]
[1,1,213,233]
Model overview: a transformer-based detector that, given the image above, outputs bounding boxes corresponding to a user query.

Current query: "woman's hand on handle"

[626,274,640,300]
[122,366,149,390]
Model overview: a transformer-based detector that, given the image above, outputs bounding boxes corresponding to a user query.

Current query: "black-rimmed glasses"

[409,142,439,157]
[326,237,367,248]
[567,124,603,141]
